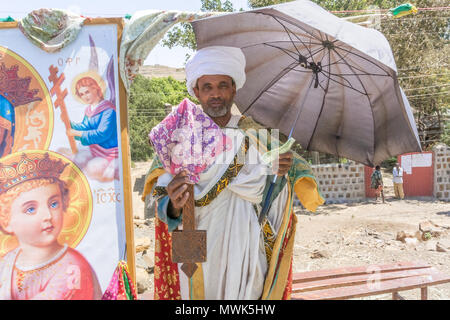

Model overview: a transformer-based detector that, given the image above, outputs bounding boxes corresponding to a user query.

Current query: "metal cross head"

[171,184,207,278]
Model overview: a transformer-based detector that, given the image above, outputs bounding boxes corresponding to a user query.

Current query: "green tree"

[382,0,449,148]
[248,0,398,10]
[247,0,291,8]
[128,75,193,161]
[441,120,450,146]
[162,0,235,58]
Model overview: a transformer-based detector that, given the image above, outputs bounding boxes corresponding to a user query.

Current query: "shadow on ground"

[133,172,156,219]
[436,211,450,217]
[295,204,343,216]
[133,174,146,196]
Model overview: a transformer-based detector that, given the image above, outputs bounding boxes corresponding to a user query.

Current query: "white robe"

[155,115,289,300]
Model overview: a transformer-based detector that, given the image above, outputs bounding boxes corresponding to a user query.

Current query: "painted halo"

[0,150,93,257]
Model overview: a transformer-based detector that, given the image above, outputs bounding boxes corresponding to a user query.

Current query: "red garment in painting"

[0,245,102,300]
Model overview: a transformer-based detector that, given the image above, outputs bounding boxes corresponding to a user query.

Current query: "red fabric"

[102,261,137,300]
[153,209,181,300]
[275,213,294,300]
[282,260,293,300]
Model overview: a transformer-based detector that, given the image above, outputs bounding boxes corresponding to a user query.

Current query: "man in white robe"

[143,46,324,300]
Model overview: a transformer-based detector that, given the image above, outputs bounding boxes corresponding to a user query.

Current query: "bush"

[442,121,450,147]
[128,75,193,162]
[381,156,398,171]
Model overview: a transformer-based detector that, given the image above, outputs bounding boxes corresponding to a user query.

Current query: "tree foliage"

[162,0,235,59]
[128,75,193,161]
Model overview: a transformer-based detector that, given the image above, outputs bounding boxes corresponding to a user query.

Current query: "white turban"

[185,46,246,97]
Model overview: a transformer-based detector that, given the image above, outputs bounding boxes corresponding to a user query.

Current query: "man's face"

[193,75,236,118]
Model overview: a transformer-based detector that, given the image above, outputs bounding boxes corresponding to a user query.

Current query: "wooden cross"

[171,184,207,278]
[48,65,78,154]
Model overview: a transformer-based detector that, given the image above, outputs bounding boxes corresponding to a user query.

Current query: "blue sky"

[0,0,250,67]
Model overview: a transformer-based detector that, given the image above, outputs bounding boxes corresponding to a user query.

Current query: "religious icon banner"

[0,20,134,300]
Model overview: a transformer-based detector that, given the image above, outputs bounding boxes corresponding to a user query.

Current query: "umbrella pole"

[258,75,316,226]
[258,176,279,225]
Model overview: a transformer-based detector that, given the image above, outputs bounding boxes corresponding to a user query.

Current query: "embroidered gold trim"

[263,221,276,264]
[194,136,249,207]
[14,247,67,293]
[153,186,168,198]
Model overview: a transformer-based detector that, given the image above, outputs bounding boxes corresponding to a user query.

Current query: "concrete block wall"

[310,162,366,204]
[433,144,450,201]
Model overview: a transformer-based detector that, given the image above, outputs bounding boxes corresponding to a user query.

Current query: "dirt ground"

[131,164,450,300]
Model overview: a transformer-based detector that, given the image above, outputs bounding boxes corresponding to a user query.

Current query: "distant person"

[392,162,404,199]
[371,165,384,203]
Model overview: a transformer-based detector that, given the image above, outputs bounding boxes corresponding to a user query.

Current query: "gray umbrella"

[191,0,421,167]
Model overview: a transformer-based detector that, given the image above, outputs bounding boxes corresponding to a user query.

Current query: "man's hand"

[276,151,293,176]
[167,171,190,218]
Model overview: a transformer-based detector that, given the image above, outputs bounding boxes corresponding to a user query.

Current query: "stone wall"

[310,162,366,204]
[433,144,450,201]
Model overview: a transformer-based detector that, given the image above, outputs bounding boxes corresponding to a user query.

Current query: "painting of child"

[0,152,102,299]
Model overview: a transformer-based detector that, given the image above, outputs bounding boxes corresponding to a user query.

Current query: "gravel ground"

[131,163,450,300]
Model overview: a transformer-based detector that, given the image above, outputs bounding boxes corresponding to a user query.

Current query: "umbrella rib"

[317,80,327,92]
[321,47,391,81]
[332,48,377,163]
[308,32,313,61]
[316,47,330,91]
[244,40,326,47]
[287,68,313,74]
[284,25,315,60]
[318,46,329,65]
[320,70,367,96]
[326,71,391,77]
[274,17,303,57]
[318,29,324,42]
[270,15,314,59]
[262,12,323,44]
[325,56,391,78]
[320,68,361,89]
[333,46,392,77]
[283,25,310,59]
[274,45,327,64]
[321,47,353,68]
[241,41,325,61]
[310,46,327,61]
[328,56,391,77]
[262,43,302,62]
[241,62,301,115]
[306,48,332,151]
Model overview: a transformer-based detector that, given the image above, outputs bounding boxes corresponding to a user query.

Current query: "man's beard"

[203,98,233,118]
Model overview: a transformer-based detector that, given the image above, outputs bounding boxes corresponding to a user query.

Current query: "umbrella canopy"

[191,0,421,166]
